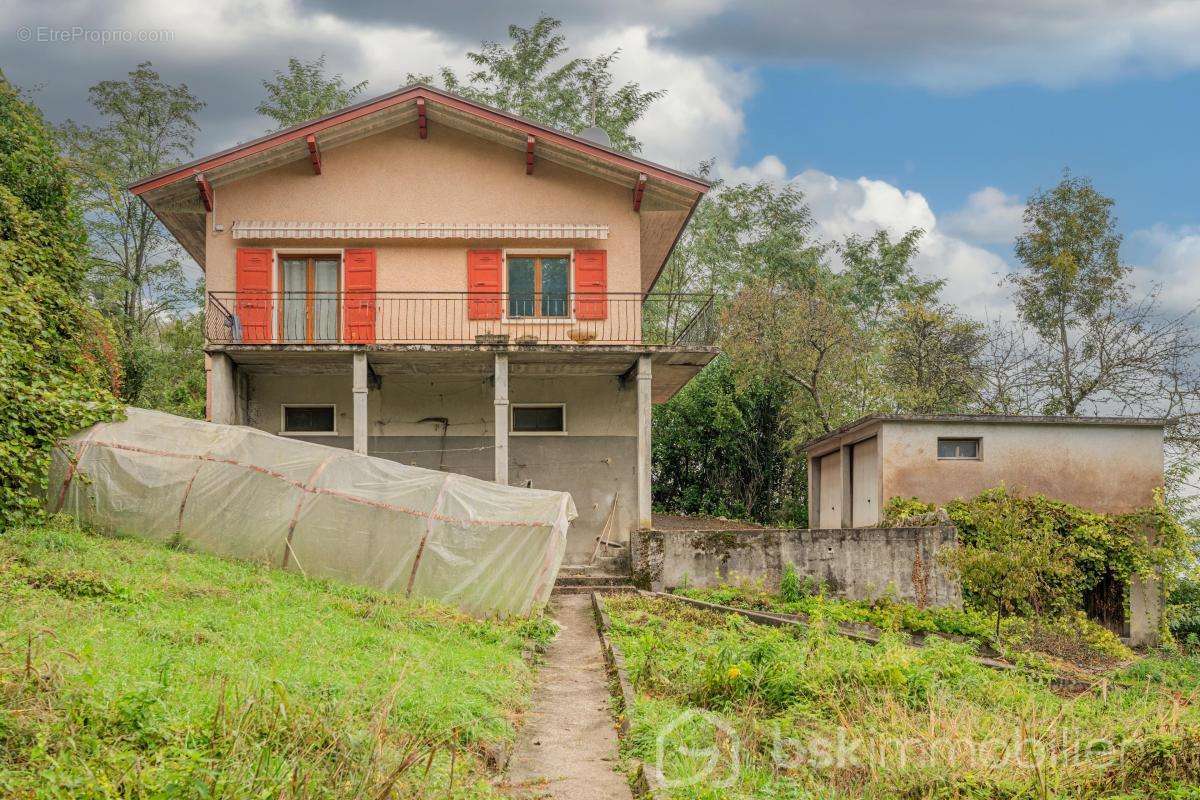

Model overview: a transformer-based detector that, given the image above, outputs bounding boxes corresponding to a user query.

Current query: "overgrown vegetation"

[652,357,807,526]
[606,593,1200,799]
[884,489,1190,632]
[0,74,120,526]
[676,580,1134,673]
[1171,575,1200,651]
[0,516,553,798]
[58,63,202,405]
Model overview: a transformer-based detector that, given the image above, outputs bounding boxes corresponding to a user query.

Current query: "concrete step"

[559,561,629,577]
[552,584,637,595]
[554,574,632,587]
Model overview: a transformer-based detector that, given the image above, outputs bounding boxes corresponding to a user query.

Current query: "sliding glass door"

[280,256,340,341]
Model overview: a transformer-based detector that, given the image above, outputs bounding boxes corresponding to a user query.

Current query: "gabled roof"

[131,83,709,288]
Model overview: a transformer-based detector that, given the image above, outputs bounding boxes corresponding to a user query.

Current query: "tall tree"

[59,62,203,400]
[837,228,941,328]
[1012,170,1138,414]
[410,16,662,153]
[883,301,986,413]
[722,276,871,437]
[257,54,368,129]
[653,358,807,525]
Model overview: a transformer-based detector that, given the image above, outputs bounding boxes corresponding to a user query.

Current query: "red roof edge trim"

[129,84,710,196]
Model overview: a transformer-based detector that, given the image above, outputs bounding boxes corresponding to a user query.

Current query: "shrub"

[1169,575,1200,651]
[0,74,120,525]
[884,488,1191,619]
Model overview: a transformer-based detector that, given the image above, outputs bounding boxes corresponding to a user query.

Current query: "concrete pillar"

[208,352,237,425]
[352,351,368,455]
[637,354,653,529]
[494,353,509,485]
[839,444,853,529]
[1129,572,1164,648]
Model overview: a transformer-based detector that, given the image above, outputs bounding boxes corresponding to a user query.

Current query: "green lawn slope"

[0,517,554,799]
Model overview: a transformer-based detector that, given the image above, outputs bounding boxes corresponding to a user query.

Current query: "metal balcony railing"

[205,291,717,347]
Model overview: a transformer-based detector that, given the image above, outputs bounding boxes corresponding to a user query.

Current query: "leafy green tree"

[659,179,827,298]
[58,62,203,401]
[257,54,368,129]
[883,301,986,413]
[653,358,806,526]
[131,311,206,418]
[722,276,872,437]
[0,74,121,524]
[837,228,941,328]
[941,540,1049,644]
[410,16,662,153]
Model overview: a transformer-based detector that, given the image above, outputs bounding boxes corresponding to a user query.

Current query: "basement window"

[511,404,566,434]
[937,437,981,460]
[281,404,337,435]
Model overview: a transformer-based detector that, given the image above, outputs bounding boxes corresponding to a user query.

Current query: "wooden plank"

[195,173,213,212]
[306,135,321,174]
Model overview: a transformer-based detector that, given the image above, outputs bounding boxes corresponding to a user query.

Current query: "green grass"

[677,582,997,641]
[0,516,555,799]
[606,594,1200,800]
[676,582,1134,672]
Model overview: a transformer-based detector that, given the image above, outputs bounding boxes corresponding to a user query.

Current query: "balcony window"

[280,255,340,341]
[507,255,569,318]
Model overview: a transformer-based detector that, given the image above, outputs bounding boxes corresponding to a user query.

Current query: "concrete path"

[504,593,633,800]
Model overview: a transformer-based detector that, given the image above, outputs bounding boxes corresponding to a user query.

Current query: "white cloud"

[942,187,1026,246]
[589,26,754,172]
[1128,224,1200,315]
[719,158,1014,318]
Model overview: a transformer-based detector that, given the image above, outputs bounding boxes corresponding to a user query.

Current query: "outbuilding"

[802,414,1167,529]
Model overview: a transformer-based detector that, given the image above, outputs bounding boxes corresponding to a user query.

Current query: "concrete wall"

[809,420,1164,519]
[204,121,643,299]
[882,420,1164,513]
[630,526,962,606]
[243,370,637,560]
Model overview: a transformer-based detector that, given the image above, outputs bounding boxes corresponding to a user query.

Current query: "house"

[130,84,718,561]
[802,414,1166,529]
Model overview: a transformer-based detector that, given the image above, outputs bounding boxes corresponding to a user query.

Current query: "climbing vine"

[0,74,120,526]
[883,487,1191,618]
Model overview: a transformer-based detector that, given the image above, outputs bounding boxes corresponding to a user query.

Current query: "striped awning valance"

[231,221,609,240]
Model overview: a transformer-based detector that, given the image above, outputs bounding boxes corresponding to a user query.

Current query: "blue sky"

[744,65,1200,233]
[2,1,1198,316]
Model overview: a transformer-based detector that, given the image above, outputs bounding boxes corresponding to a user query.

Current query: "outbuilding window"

[511,404,566,434]
[281,404,337,434]
[937,437,980,460]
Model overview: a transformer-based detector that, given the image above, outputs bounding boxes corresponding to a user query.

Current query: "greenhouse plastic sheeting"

[48,408,576,616]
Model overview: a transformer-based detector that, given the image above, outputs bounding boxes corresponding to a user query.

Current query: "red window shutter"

[574,250,607,320]
[343,248,377,344]
[235,248,273,343]
[467,249,502,320]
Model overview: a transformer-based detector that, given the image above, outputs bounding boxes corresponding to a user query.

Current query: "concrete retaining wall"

[630,526,961,607]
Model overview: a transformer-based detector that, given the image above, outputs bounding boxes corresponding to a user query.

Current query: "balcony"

[204,291,717,348]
